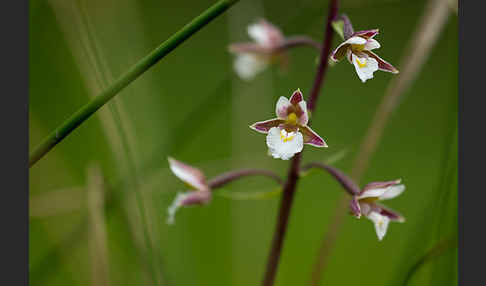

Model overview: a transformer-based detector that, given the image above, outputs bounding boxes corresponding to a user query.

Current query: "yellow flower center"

[355,56,367,68]
[287,112,298,125]
[280,129,296,142]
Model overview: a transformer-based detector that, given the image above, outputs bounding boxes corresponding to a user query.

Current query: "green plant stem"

[29,0,240,168]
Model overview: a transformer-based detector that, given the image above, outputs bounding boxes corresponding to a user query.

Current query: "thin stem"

[307,0,338,113]
[301,162,359,196]
[29,0,240,168]
[262,153,302,286]
[228,36,321,54]
[261,1,338,286]
[277,36,322,52]
[208,169,283,189]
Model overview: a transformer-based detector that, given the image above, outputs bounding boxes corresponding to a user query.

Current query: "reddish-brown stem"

[307,0,338,113]
[301,162,359,196]
[261,1,339,286]
[229,36,321,54]
[262,153,302,286]
[278,36,322,52]
[208,169,283,189]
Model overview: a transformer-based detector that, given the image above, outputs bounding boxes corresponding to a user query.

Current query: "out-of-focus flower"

[229,19,287,80]
[250,89,327,160]
[330,16,399,82]
[350,179,405,240]
[167,157,211,224]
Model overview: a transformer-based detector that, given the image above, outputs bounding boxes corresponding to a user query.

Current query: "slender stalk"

[262,1,338,286]
[278,36,322,52]
[29,0,240,167]
[208,169,283,189]
[262,153,302,286]
[307,0,338,112]
[309,0,451,284]
[301,162,359,196]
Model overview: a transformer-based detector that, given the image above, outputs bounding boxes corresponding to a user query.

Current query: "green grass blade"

[29,0,240,167]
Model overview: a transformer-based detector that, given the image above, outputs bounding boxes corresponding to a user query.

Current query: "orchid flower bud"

[167,157,211,224]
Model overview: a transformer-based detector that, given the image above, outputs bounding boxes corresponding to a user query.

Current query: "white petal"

[359,184,405,201]
[379,184,405,200]
[357,188,388,200]
[367,211,390,241]
[364,39,381,50]
[344,36,367,45]
[233,54,268,80]
[351,53,379,83]
[275,96,291,118]
[248,23,270,46]
[167,192,187,225]
[168,157,207,191]
[266,127,303,160]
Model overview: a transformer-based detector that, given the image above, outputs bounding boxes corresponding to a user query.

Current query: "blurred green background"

[29,0,457,285]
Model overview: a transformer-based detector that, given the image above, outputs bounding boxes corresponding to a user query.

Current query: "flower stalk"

[301,162,359,195]
[208,169,283,188]
[276,36,322,52]
[29,0,241,168]
[262,152,302,286]
[261,1,339,285]
[307,0,339,113]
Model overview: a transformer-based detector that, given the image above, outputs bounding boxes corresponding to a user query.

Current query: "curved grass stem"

[29,0,240,168]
